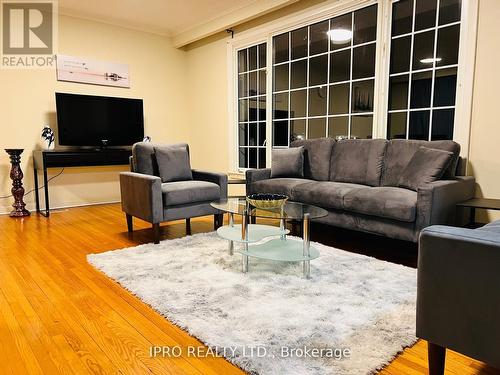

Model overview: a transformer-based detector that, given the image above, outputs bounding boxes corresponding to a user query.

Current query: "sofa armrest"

[192,170,228,199]
[120,172,163,223]
[417,225,500,367]
[246,168,271,184]
[416,176,475,232]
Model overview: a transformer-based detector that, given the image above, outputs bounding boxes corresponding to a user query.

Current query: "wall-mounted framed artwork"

[56,54,130,88]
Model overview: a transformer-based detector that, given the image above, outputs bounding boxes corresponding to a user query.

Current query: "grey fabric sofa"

[417,222,500,373]
[246,138,475,242]
[120,142,227,244]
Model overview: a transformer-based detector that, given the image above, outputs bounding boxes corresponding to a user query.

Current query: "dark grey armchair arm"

[192,170,228,199]
[120,172,163,223]
[416,176,475,232]
[417,225,500,368]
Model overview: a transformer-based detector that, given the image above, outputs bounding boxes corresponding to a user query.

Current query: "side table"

[457,198,500,227]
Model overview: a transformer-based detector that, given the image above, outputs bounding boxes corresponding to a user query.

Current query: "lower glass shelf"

[217,224,289,243]
[238,238,320,262]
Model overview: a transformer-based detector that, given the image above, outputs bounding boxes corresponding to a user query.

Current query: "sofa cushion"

[155,145,193,182]
[291,137,335,181]
[248,178,313,197]
[292,181,366,210]
[161,180,220,206]
[343,187,417,222]
[398,147,454,191]
[270,147,304,178]
[382,140,460,186]
[330,139,388,186]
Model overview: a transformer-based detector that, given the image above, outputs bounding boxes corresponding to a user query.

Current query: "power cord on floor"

[0,168,65,199]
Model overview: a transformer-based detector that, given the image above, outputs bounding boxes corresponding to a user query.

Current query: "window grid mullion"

[428,0,441,141]
[404,0,417,140]
[347,12,354,138]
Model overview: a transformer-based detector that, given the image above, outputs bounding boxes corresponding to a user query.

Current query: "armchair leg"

[126,214,133,233]
[186,218,191,235]
[152,223,160,244]
[214,214,223,230]
[428,342,446,375]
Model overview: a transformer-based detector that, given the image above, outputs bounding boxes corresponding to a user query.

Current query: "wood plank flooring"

[0,203,498,374]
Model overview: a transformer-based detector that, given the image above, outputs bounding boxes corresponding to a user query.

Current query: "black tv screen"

[56,93,144,147]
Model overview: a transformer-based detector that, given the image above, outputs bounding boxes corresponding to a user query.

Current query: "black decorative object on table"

[5,149,30,217]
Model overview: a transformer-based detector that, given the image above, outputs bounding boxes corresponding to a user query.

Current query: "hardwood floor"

[0,203,498,375]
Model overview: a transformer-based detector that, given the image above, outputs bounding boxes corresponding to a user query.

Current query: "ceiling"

[59,0,266,38]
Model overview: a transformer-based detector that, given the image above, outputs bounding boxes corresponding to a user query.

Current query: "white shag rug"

[88,232,417,375]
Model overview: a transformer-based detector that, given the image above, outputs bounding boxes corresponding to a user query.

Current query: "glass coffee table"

[210,198,328,278]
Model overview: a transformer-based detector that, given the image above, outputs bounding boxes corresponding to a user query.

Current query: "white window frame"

[227,0,478,172]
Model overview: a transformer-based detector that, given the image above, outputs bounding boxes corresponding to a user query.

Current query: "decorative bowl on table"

[246,193,288,209]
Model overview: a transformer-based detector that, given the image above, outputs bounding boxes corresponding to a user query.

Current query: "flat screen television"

[55,93,144,147]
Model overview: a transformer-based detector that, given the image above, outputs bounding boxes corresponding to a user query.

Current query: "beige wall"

[468,0,500,222]
[0,15,188,214]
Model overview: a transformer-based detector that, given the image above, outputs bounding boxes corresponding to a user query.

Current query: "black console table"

[33,149,132,217]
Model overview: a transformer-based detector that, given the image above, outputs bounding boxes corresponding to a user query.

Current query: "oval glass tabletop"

[210,198,328,220]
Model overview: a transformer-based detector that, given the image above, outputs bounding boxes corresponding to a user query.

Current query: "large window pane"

[328,116,349,138]
[274,64,289,92]
[258,44,266,68]
[387,0,461,141]
[249,122,257,146]
[330,50,350,82]
[329,84,350,115]
[351,115,373,139]
[392,0,413,36]
[249,71,257,96]
[353,5,377,45]
[273,120,288,146]
[291,60,307,89]
[309,54,328,86]
[415,0,437,31]
[273,33,289,63]
[238,73,248,98]
[410,71,432,108]
[388,112,407,139]
[238,49,247,72]
[273,92,289,119]
[433,68,457,106]
[272,4,377,146]
[409,110,430,139]
[431,109,454,140]
[290,89,307,118]
[389,75,409,110]
[390,36,411,74]
[308,86,328,117]
[412,30,435,70]
[308,117,327,139]
[310,20,329,55]
[291,27,308,60]
[352,44,376,79]
[439,0,461,25]
[239,99,248,121]
[352,79,374,113]
[258,69,266,95]
[248,46,258,71]
[249,98,258,121]
[291,119,306,142]
[436,25,460,66]
[330,13,352,51]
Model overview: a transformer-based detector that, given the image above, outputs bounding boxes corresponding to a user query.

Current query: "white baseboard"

[0,200,120,216]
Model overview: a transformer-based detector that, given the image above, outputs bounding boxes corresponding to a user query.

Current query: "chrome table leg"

[228,212,234,255]
[302,213,311,279]
[280,218,286,240]
[242,211,249,272]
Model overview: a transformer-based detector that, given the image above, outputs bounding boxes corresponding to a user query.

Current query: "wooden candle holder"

[5,149,30,217]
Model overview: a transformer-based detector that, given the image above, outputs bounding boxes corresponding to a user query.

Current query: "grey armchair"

[417,222,500,374]
[120,142,227,244]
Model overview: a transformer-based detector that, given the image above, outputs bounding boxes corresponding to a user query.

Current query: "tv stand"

[33,148,132,217]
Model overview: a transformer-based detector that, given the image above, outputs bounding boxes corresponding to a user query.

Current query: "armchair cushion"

[270,147,304,178]
[161,180,220,206]
[155,145,193,183]
[398,147,454,191]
